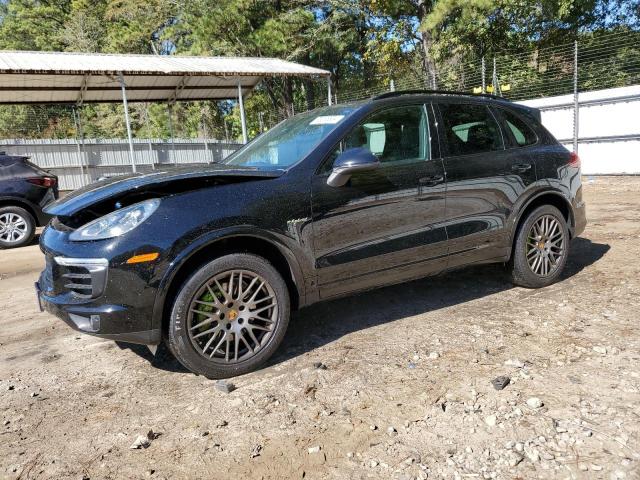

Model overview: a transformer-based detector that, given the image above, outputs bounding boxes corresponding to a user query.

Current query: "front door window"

[344,105,431,165]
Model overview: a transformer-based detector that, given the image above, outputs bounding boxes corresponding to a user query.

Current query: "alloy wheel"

[0,212,28,244]
[526,214,565,277]
[187,269,278,364]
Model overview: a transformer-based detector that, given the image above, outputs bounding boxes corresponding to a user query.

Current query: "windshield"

[225,105,356,170]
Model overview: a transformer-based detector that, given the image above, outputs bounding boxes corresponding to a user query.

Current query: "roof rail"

[372,89,508,101]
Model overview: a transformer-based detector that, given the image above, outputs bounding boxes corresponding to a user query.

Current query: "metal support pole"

[327,77,333,106]
[202,121,212,163]
[72,107,86,186]
[573,40,579,154]
[143,103,155,170]
[389,79,395,92]
[118,72,136,173]
[481,57,486,94]
[238,82,248,144]
[167,103,176,164]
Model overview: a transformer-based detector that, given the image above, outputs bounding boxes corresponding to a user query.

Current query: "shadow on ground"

[123,237,610,375]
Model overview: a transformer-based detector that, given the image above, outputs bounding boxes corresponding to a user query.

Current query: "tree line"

[0,0,638,140]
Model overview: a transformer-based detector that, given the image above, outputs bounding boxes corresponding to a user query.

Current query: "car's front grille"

[53,257,109,299]
[62,266,94,298]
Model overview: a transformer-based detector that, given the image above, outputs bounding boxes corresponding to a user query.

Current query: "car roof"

[354,90,540,122]
[0,154,28,166]
[368,89,512,106]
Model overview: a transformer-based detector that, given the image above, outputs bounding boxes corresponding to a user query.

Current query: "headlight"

[69,199,160,241]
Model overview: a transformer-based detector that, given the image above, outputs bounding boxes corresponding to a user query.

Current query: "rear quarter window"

[499,109,538,147]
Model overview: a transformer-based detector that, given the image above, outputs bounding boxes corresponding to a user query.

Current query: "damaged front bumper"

[37,226,163,345]
[36,277,160,344]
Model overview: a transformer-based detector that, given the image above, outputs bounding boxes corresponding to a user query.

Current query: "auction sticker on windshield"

[310,115,345,125]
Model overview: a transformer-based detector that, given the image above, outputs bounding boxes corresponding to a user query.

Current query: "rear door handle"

[512,163,532,173]
[419,174,445,186]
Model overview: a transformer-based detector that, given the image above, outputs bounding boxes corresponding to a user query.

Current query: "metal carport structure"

[0,50,332,174]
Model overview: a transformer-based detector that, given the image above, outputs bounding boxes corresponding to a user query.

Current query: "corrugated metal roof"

[0,50,330,104]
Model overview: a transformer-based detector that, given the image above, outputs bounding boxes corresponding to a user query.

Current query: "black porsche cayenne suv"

[0,154,58,249]
[38,91,586,378]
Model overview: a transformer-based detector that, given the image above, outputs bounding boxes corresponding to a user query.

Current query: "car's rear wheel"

[0,206,35,249]
[509,205,569,288]
[167,253,290,379]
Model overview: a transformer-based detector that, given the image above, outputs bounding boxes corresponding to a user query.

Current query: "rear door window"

[438,103,503,156]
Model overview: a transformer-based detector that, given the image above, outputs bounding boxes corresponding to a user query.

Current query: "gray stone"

[214,380,236,393]
[130,434,151,449]
[491,376,510,390]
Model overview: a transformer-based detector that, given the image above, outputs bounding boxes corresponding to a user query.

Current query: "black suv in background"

[38,91,586,378]
[0,154,58,248]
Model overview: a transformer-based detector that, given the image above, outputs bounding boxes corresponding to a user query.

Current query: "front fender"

[150,226,309,334]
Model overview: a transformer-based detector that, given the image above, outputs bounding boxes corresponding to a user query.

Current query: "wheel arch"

[0,197,40,225]
[508,191,573,260]
[153,232,306,337]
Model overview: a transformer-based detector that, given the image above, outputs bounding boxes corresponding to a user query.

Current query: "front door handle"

[419,174,445,186]
[512,163,532,173]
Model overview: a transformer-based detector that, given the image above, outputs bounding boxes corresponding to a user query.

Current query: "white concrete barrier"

[518,85,640,174]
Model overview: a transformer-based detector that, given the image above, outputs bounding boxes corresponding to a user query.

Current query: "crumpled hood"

[45,164,283,217]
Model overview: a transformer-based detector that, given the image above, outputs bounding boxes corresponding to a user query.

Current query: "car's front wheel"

[0,206,35,249]
[167,253,290,379]
[509,205,570,288]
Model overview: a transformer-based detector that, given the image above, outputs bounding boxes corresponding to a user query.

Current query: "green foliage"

[0,0,637,140]
[0,0,70,51]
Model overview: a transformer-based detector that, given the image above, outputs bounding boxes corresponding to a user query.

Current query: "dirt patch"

[1,176,639,479]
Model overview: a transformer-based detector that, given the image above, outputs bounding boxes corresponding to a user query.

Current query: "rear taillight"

[27,177,57,188]
[568,152,581,168]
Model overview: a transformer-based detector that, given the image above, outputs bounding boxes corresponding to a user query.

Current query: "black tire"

[167,253,290,379]
[509,205,570,288]
[0,206,36,249]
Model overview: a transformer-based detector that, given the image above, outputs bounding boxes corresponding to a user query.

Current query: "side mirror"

[327,147,381,187]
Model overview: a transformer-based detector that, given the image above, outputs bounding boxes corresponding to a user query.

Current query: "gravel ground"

[1,176,639,480]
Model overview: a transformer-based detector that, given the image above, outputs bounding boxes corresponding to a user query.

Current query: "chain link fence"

[337,30,640,103]
[0,30,638,185]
